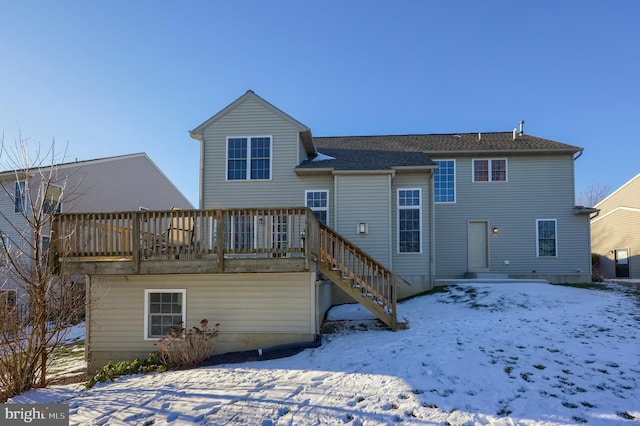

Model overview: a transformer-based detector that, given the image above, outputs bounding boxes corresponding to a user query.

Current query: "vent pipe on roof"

[519,120,525,135]
[478,132,481,141]
[513,129,517,140]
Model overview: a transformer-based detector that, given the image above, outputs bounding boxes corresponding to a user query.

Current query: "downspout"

[430,169,436,288]
[573,148,584,161]
[333,175,338,231]
[388,173,393,269]
[188,130,205,209]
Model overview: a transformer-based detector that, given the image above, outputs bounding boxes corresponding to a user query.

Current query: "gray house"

[190,90,593,289]
[591,173,640,279]
[0,153,193,309]
[53,91,594,373]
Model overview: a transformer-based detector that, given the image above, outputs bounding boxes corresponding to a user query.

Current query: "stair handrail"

[306,210,398,329]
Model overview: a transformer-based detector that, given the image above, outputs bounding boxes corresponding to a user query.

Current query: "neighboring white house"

[591,173,640,279]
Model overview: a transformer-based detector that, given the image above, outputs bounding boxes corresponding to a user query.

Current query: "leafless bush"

[156,319,219,367]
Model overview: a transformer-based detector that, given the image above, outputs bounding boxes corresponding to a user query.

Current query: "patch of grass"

[520,372,533,382]
[572,416,588,423]
[422,402,438,409]
[552,283,613,291]
[562,401,579,409]
[618,411,636,420]
[85,352,169,389]
[580,401,596,408]
[504,366,513,374]
[497,406,512,416]
[398,285,449,302]
[533,364,546,370]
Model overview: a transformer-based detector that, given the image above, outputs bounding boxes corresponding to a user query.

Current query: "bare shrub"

[0,131,84,401]
[156,319,219,367]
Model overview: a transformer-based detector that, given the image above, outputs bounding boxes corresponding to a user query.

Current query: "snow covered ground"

[9,282,640,425]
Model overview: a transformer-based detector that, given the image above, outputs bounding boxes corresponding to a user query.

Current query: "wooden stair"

[312,222,408,331]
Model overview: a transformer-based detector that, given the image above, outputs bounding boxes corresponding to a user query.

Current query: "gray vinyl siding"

[433,154,591,282]
[0,181,29,292]
[201,97,310,209]
[591,209,640,279]
[391,173,432,290]
[88,272,317,355]
[300,175,334,226]
[334,174,391,267]
[60,154,193,212]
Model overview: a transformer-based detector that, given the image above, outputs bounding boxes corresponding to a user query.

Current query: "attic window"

[227,136,272,181]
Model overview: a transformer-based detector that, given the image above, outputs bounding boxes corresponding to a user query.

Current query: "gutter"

[573,148,584,161]
[189,131,205,209]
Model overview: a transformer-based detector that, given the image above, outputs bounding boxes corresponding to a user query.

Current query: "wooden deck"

[51,208,405,330]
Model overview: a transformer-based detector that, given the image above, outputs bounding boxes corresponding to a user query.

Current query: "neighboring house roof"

[594,172,640,209]
[0,152,194,209]
[296,148,435,173]
[313,132,582,156]
[0,152,148,178]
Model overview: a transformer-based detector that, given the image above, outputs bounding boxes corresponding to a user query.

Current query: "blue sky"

[1,1,638,206]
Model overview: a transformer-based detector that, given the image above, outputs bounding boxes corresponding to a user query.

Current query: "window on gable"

[145,289,186,339]
[42,183,63,214]
[536,219,557,257]
[15,181,26,213]
[305,190,329,225]
[398,189,421,253]
[227,136,272,181]
[473,159,507,182]
[434,160,456,203]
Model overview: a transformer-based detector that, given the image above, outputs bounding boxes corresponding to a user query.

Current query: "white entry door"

[468,221,489,271]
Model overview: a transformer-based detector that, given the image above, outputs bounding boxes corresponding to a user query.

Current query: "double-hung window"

[14,181,26,213]
[398,188,422,253]
[42,183,63,214]
[144,289,186,339]
[434,160,456,203]
[227,136,272,180]
[305,190,329,225]
[473,159,507,182]
[536,219,557,257]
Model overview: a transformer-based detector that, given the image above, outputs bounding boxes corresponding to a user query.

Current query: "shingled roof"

[296,148,435,172]
[313,132,582,156]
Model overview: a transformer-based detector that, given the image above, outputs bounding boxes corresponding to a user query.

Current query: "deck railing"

[52,208,310,261]
[51,207,399,328]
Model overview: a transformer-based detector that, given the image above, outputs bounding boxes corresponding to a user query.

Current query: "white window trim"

[397,188,422,254]
[225,135,273,181]
[305,189,330,226]
[434,159,456,204]
[536,219,558,257]
[41,182,63,213]
[144,289,186,340]
[15,181,27,213]
[472,158,508,182]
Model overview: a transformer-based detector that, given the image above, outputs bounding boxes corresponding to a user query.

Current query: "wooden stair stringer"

[319,263,407,330]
